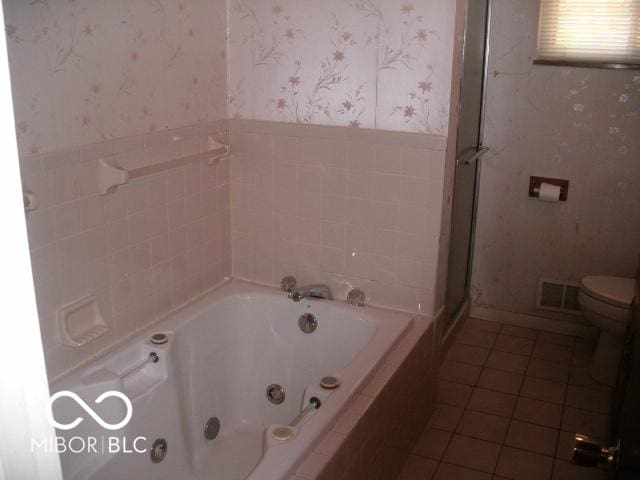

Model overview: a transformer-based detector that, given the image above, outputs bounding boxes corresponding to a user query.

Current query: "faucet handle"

[280,275,297,293]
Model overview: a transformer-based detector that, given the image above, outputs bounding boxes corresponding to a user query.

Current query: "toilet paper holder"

[528,176,569,201]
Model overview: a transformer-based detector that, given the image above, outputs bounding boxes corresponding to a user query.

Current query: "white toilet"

[578,275,636,387]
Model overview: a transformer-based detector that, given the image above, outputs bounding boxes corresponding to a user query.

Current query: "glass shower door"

[443,0,490,333]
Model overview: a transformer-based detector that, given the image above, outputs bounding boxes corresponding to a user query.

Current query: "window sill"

[534,59,640,70]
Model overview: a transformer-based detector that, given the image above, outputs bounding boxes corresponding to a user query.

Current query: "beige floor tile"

[447,343,490,367]
[556,430,574,461]
[442,435,501,473]
[396,454,439,480]
[433,462,492,480]
[495,446,554,480]
[568,367,613,392]
[456,410,510,443]
[513,397,563,428]
[493,334,535,356]
[572,340,596,367]
[485,350,530,374]
[413,427,452,460]
[551,459,613,480]
[526,358,571,383]
[456,328,498,349]
[561,406,611,438]
[436,380,473,408]
[505,420,558,456]
[465,318,502,333]
[467,388,517,418]
[477,367,523,395]
[500,324,538,340]
[439,360,483,386]
[537,331,575,347]
[532,341,573,364]
[520,376,566,404]
[429,404,464,431]
[565,386,612,414]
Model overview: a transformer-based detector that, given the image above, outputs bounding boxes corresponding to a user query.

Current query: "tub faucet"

[288,284,333,302]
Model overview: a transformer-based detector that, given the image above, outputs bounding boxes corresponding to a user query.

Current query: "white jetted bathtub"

[50,280,413,480]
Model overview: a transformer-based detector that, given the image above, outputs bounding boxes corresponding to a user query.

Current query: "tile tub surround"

[21,120,231,380]
[292,314,439,480]
[229,119,448,315]
[393,317,615,480]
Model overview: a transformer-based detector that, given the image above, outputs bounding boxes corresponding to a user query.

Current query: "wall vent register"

[537,278,582,314]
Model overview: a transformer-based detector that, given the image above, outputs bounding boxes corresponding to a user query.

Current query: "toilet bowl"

[578,275,635,387]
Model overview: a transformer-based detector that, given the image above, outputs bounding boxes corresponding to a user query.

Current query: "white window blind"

[536,0,640,67]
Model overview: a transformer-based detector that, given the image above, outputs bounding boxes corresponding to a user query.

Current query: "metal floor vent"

[537,279,582,315]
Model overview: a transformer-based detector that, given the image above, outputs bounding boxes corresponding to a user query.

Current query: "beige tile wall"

[21,120,231,380]
[229,120,448,315]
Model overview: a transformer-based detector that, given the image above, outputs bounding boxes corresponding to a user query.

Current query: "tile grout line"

[406,320,607,480]
[549,335,578,479]
[495,326,538,477]
[432,321,499,478]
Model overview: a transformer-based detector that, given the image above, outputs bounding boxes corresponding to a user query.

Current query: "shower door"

[443,0,490,334]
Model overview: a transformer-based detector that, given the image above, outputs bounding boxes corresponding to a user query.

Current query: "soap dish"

[58,295,108,347]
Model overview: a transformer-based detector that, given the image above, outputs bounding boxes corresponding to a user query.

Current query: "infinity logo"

[47,391,133,431]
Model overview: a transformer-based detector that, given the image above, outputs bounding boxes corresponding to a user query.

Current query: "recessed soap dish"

[58,295,108,347]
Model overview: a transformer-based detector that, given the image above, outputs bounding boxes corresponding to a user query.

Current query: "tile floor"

[395,318,615,480]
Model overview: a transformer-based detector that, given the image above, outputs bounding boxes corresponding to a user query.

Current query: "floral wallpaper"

[3,0,228,156]
[471,0,640,320]
[228,0,456,134]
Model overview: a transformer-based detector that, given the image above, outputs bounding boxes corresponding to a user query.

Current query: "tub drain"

[320,376,341,390]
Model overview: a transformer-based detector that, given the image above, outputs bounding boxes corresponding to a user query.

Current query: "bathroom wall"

[6,0,462,378]
[229,120,447,314]
[228,0,456,135]
[4,0,227,156]
[227,1,462,316]
[4,0,231,379]
[471,0,640,323]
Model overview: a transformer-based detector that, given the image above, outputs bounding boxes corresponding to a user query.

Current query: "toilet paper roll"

[538,183,561,202]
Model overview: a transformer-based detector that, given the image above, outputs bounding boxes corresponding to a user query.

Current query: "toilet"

[578,275,636,387]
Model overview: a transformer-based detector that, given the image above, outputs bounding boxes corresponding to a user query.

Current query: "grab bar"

[120,352,159,379]
[290,397,321,428]
[98,142,229,194]
[129,146,228,180]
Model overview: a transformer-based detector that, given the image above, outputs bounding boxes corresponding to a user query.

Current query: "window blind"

[536,0,640,67]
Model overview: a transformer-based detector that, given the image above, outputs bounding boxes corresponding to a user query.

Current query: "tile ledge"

[230,118,448,151]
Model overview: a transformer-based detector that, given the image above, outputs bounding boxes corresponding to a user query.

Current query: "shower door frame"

[442,0,492,341]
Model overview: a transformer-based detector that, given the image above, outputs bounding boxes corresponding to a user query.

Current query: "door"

[0,0,63,476]
[443,0,490,333]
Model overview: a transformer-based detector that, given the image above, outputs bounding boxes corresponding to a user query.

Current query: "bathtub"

[50,279,413,480]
